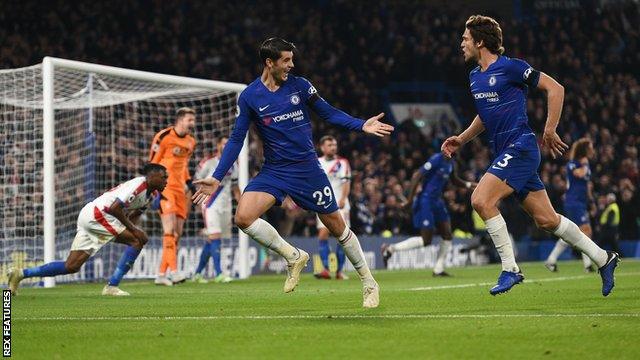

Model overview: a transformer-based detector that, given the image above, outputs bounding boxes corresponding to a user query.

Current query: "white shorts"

[203,205,233,238]
[70,203,125,256]
[317,207,351,230]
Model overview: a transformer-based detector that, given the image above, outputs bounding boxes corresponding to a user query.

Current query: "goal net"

[0,58,249,287]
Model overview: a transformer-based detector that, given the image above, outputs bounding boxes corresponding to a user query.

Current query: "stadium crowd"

[2,0,639,243]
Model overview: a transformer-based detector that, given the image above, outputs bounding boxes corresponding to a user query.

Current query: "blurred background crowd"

[2,0,638,244]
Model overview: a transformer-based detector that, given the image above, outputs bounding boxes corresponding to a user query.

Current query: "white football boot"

[169,271,187,284]
[283,250,310,293]
[154,275,173,286]
[102,285,130,296]
[362,281,380,308]
[7,269,24,295]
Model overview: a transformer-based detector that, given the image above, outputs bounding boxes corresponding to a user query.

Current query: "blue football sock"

[211,239,222,276]
[319,240,330,270]
[23,261,69,278]
[108,246,141,286]
[336,243,346,273]
[195,242,212,275]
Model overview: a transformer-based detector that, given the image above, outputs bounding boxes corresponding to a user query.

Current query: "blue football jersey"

[565,160,590,206]
[237,76,318,165]
[213,75,363,180]
[469,56,540,155]
[418,153,452,199]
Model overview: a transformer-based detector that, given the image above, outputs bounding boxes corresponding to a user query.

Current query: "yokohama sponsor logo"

[272,110,304,122]
[473,92,498,99]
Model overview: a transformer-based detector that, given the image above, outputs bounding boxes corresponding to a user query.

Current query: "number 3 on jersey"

[313,186,333,206]
[496,153,514,168]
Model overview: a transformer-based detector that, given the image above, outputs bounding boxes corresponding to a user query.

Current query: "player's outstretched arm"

[192,177,221,205]
[441,115,484,158]
[202,93,252,202]
[362,113,394,137]
[537,72,568,159]
[302,78,393,135]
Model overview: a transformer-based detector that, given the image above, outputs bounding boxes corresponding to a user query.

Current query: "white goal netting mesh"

[1,63,243,285]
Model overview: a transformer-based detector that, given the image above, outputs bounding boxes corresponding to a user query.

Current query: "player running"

[441,15,619,296]
[7,164,168,296]
[545,138,595,272]
[149,107,197,286]
[192,136,240,283]
[381,152,476,276]
[192,38,394,308]
[314,135,350,280]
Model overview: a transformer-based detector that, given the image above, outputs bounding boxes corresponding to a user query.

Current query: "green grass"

[11,260,640,359]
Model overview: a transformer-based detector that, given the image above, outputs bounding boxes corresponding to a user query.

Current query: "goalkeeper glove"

[186,179,197,194]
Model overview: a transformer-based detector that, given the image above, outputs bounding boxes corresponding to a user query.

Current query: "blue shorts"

[244,161,339,214]
[412,197,450,229]
[487,134,545,201]
[564,203,589,226]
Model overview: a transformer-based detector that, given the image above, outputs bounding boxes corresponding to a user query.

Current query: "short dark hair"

[570,138,592,160]
[142,163,166,175]
[319,135,336,145]
[465,15,505,55]
[176,107,196,122]
[259,38,296,65]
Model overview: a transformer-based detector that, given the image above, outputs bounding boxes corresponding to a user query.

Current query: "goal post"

[2,57,250,287]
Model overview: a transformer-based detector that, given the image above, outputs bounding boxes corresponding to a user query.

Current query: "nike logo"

[491,166,503,170]
[259,105,270,112]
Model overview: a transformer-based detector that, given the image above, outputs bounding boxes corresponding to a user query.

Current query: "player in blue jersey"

[441,15,618,296]
[545,138,596,272]
[381,153,476,276]
[192,38,394,308]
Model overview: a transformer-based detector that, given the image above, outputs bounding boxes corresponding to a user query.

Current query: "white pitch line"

[409,272,640,291]
[17,313,640,321]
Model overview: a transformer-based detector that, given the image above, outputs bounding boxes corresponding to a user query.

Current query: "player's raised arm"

[441,115,485,158]
[300,78,394,136]
[193,95,252,205]
[537,72,568,159]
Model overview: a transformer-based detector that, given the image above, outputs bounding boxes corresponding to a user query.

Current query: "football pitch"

[11,260,640,359]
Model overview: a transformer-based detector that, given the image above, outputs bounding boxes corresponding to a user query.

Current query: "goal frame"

[41,57,249,287]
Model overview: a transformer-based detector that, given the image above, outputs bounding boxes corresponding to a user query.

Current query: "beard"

[463,52,478,64]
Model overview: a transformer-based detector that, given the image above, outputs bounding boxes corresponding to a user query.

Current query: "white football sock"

[390,236,423,252]
[485,214,520,273]
[547,239,569,264]
[582,253,593,268]
[433,239,452,274]
[337,227,375,284]
[553,215,607,267]
[242,219,299,262]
